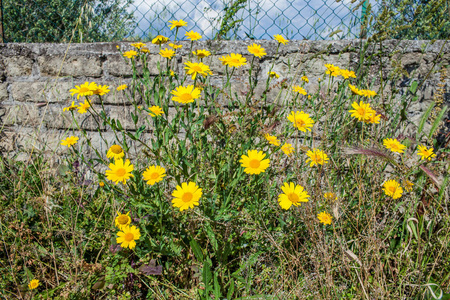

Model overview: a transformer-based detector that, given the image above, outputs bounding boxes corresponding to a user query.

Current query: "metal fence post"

[0,0,4,43]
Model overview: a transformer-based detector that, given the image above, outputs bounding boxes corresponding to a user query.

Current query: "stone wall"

[0,40,449,159]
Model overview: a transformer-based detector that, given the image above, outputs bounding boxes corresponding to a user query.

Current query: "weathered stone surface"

[10,81,73,103]
[106,54,142,76]
[4,56,33,77]
[0,41,449,156]
[0,83,8,102]
[38,55,102,77]
[1,104,40,127]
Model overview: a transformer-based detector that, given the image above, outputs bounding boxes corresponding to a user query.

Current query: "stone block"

[11,81,73,103]
[0,83,8,102]
[38,55,102,77]
[4,56,33,77]
[1,104,40,127]
[106,54,142,76]
[40,105,109,131]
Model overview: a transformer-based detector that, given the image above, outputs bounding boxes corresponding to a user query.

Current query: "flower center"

[357,108,366,116]
[116,168,126,177]
[249,159,260,169]
[288,193,299,204]
[296,120,306,127]
[118,215,129,225]
[192,66,202,72]
[180,93,193,102]
[230,59,239,64]
[389,186,396,193]
[79,87,90,93]
[182,192,193,202]
[124,232,134,242]
[314,154,322,163]
[111,145,123,154]
[151,172,160,179]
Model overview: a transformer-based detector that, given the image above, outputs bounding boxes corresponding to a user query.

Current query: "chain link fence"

[1,0,382,42]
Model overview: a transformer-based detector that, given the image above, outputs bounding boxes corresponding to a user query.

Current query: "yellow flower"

[404,180,414,192]
[107,145,125,160]
[70,82,98,99]
[77,99,91,114]
[115,211,131,229]
[28,279,39,290]
[171,85,201,104]
[172,182,202,211]
[170,70,175,77]
[365,112,381,124]
[268,71,279,78]
[184,61,212,80]
[116,225,140,249]
[340,69,356,79]
[317,212,332,225]
[292,86,307,95]
[324,192,337,202]
[239,150,270,175]
[169,43,182,49]
[152,35,169,45]
[93,84,110,96]
[123,50,138,59]
[159,48,175,59]
[61,136,79,147]
[383,179,403,199]
[168,19,187,30]
[105,159,134,185]
[325,64,341,77]
[287,111,314,132]
[141,47,150,53]
[247,43,266,58]
[273,34,288,45]
[349,101,375,122]
[383,138,406,154]
[185,31,202,41]
[278,182,310,210]
[99,181,105,187]
[63,101,77,112]
[131,42,146,49]
[192,49,211,58]
[143,165,166,185]
[301,76,309,83]
[359,89,377,98]
[264,134,280,146]
[148,105,164,117]
[281,143,294,156]
[117,84,127,91]
[306,149,329,167]
[219,53,247,68]
[417,145,436,161]
[348,84,361,95]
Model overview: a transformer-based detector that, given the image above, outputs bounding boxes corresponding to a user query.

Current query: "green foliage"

[3,0,135,42]
[368,0,450,40]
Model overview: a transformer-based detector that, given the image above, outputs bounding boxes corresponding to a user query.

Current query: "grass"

[0,36,449,300]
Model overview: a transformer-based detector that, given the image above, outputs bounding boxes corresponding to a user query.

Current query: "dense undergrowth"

[1,27,449,300]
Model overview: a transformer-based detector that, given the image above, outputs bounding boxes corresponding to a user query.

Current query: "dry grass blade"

[419,165,442,188]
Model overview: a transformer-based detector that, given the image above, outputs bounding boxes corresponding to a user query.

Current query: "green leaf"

[116,119,123,131]
[190,239,204,262]
[417,102,435,138]
[213,272,222,299]
[409,80,418,94]
[135,125,146,139]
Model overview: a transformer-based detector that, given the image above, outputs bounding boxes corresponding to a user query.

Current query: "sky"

[127,0,379,40]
